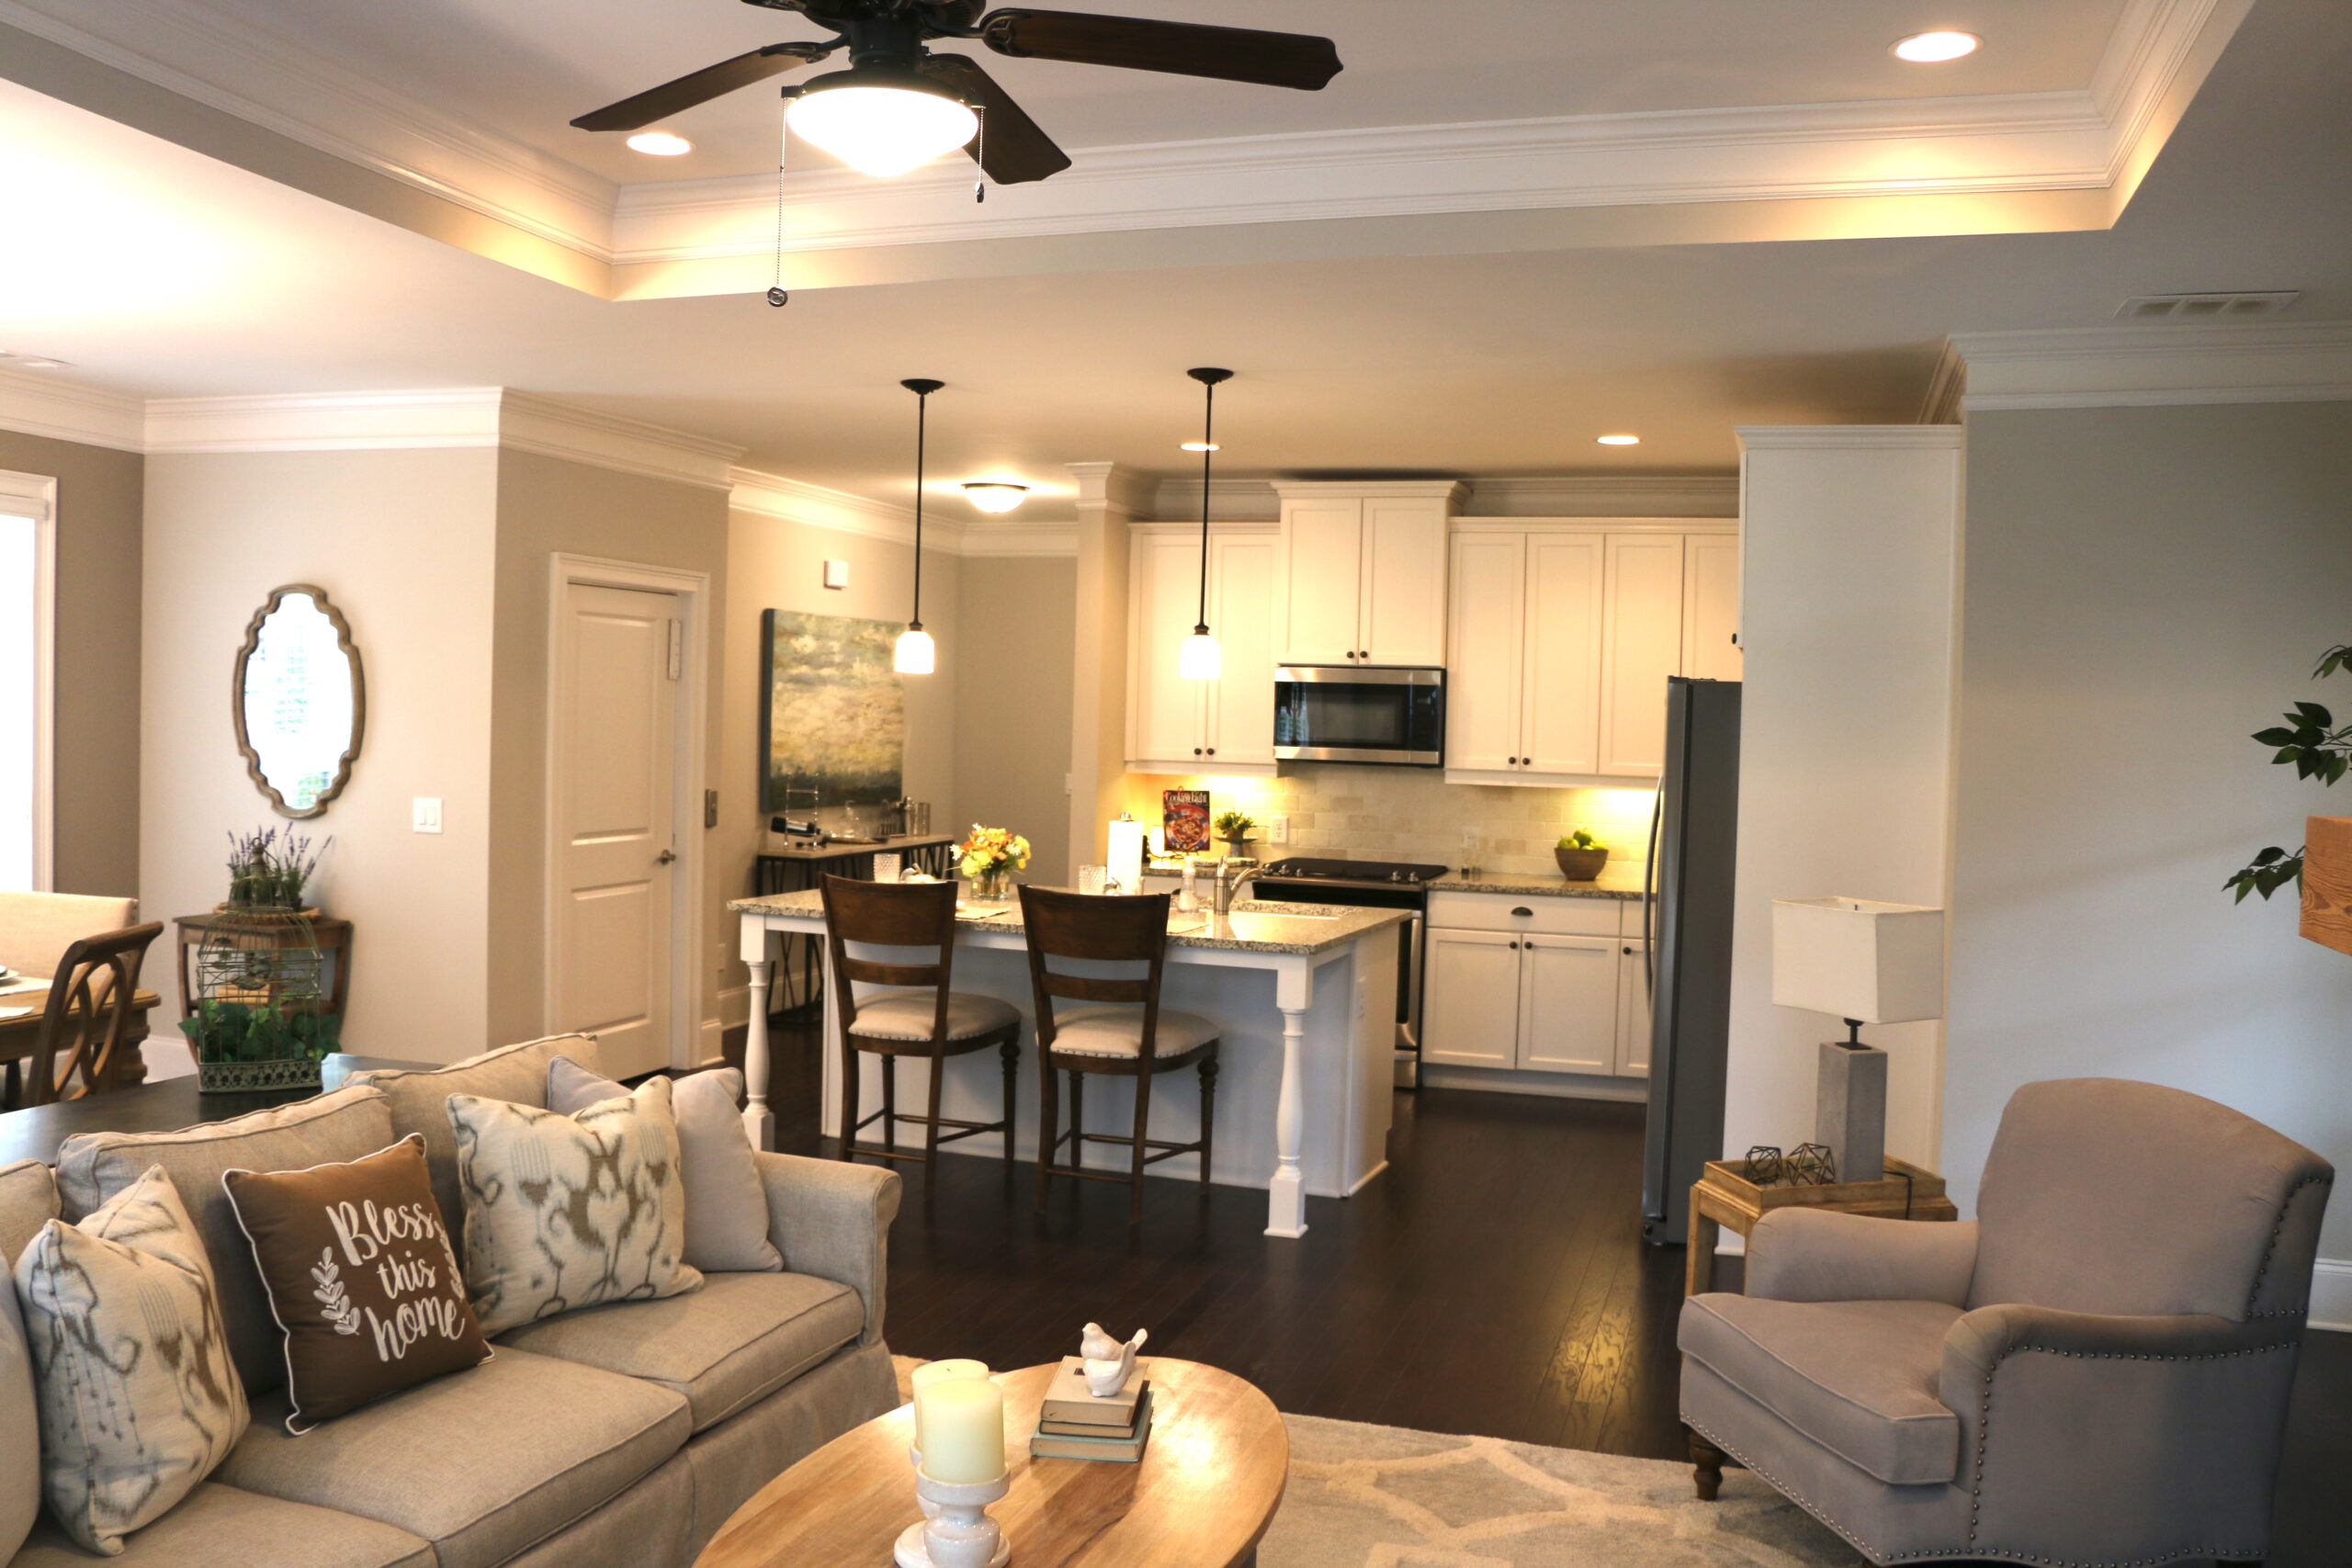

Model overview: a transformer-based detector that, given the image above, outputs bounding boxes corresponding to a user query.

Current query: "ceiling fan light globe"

[786,85,978,178]
[894,626,937,675]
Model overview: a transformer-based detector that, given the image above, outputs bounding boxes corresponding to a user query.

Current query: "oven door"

[1273,666,1444,766]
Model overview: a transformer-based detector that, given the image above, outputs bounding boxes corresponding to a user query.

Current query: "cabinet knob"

[1623,945,1634,955]
[1206,748,1216,755]
[1511,907,1532,918]
[1509,941,1520,950]
[1193,748,1203,756]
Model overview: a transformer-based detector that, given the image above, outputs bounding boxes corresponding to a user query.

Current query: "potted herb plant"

[1214,809,1258,858]
[182,828,340,1092]
[1555,829,1610,881]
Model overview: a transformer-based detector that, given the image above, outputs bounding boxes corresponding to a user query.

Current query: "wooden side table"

[1686,1156,1960,1295]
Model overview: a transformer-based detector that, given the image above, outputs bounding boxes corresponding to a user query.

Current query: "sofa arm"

[756,1152,902,1348]
[1745,1209,1979,1304]
[1938,1303,2305,1563]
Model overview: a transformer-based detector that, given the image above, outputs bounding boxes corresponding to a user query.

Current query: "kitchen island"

[729,891,1405,1237]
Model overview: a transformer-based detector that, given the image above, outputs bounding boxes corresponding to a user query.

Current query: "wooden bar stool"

[1021,886,1219,1226]
[821,876,1020,1197]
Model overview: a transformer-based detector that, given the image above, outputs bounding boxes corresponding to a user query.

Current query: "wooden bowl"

[1555,847,1610,881]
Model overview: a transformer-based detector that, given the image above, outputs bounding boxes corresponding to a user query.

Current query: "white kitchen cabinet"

[1442,533,1524,773]
[1419,927,1521,1069]
[1598,534,1685,776]
[1422,894,1643,1080]
[1516,934,1618,1074]
[1276,483,1462,667]
[1681,535,1744,682]
[1614,939,1652,1077]
[1518,534,1606,775]
[1125,524,1279,775]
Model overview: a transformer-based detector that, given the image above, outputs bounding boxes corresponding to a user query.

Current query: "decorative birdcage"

[182,912,341,1092]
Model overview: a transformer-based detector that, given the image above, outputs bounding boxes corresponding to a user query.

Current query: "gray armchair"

[1679,1077,2332,1566]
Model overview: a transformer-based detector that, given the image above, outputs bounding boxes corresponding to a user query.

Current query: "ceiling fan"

[571,0,1343,183]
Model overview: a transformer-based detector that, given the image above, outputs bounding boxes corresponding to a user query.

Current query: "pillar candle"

[908,1359,989,1453]
[916,1377,1006,1484]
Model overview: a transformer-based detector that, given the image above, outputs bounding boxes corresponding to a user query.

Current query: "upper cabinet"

[1446,522,1739,784]
[1127,524,1279,775]
[1275,481,1464,667]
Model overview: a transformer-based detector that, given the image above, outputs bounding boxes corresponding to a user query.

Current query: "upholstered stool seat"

[848,990,1020,1044]
[1045,1005,1217,1060]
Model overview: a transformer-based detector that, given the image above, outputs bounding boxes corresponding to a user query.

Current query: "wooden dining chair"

[20,921,164,1107]
[1021,886,1220,1226]
[821,876,1020,1197]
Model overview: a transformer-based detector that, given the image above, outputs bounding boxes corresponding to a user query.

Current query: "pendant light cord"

[910,388,927,631]
[1195,378,1215,636]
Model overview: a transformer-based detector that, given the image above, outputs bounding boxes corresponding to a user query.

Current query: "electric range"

[1250,858,1448,1083]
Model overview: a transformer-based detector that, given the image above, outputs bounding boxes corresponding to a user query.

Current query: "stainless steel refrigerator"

[1641,677,1742,1247]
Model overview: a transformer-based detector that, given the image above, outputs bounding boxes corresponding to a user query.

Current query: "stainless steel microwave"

[1273,665,1445,767]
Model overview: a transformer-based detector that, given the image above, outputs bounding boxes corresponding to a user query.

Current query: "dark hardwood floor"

[740,1020,2349,1564]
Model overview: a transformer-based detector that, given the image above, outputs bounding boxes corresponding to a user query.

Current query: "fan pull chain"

[767,122,790,308]
[974,106,987,204]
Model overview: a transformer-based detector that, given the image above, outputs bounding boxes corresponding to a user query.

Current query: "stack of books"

[1028,1357,1154,1462]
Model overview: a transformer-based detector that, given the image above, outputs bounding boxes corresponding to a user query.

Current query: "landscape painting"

[761,609,906,811]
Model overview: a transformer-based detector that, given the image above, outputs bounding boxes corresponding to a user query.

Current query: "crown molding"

[0,366,146,452]
[960,521,1078,558]
[1736,426,1967,451]
[497,392,741,489]
[1154,474,1738,521]
[729,467,970,554]
[1954,321,2352,410]
[1920,340,1970,425]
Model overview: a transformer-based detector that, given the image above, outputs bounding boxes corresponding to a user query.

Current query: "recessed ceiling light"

[1892,30,1980,63]
[626,131,694,156]
[1179,441,1220,453]
[1596,434,1641,446]
[0,352,68,368]
[961,481,1029,513]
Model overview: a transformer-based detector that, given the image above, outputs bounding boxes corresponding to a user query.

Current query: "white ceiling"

[4,0,2349,507]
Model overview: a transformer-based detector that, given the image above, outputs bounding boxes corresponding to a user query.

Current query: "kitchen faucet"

[1210,857,1264,916]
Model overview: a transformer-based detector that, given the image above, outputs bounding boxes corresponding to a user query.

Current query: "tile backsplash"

[1121,765,1657,877]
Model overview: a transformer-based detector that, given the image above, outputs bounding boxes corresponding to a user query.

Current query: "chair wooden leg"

[1035,1055,1059,1213]
[922,1050,945,1199]
[1000,1038,1019,1167]
[1197,1052,1218,1190]
[1069,1072,1084,1167]
[1127,1067,1151,1227]
[837,1035,859,1162]
[881,1057,898,1153]
[1690,1430,1724,1502]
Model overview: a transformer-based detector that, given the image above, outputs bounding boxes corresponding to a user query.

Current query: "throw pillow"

[0,1160,54,1563]
[13,1165,247,1556]
[223,1134,494,1432]
[449,1075,703,1334]
[547,1059,782,1273]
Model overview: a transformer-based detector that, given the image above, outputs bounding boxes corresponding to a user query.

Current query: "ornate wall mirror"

[234,584,365,818]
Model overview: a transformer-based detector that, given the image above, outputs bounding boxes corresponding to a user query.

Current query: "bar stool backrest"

[1019,887,1173,1066]
[820,875,959,1043]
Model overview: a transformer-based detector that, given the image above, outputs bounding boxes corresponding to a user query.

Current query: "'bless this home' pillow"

[223,1134,493,1432]
[449,1074,703,1334]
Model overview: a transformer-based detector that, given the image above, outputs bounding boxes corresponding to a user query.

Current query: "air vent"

[2117,291,2300,320]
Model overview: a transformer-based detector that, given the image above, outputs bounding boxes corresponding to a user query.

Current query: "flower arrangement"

[226,826,326,910]
[956,824,1032,883]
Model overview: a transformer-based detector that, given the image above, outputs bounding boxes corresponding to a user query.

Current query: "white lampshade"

[786,85,977,178]
[893,626,936,675]
[1771,897,1944,1023]
[1178,631,1222,681]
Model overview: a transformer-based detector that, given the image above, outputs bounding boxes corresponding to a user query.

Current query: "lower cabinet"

[1422,918,1648,1079]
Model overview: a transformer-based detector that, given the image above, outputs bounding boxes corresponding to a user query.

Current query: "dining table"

[0,970,163,1103]
[0,1054,429,1168]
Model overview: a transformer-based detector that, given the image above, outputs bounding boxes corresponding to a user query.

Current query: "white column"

[739,913,775,1151]
[1265,1005,1308,1237]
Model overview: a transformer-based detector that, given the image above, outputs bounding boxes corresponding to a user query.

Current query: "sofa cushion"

[51,1084,397,1393]
[220,1345,690,1568]
[496,1270,864,1431]
[0,1161,51,1564]
[0,1157,57,1265]
[548,1060,782,1274]
[1046,1005,1217,1059]
[10,1483,435,1568]
[1679,1292,1963,1484]
[345,1034,599,1236]
[849,989,1019,1043]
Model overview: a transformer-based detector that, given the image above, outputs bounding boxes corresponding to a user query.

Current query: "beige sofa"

[0,1035,902,1568]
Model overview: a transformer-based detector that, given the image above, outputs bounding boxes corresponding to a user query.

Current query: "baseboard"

[1419,1065,1649,1103]
[2310,1258,2352,1332]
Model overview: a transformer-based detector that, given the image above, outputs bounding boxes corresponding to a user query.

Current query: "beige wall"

[1948,401,2352,1267]
[0,429,142,898]
[486,450,730,1051]
[141,448,501,1062]
[957,554,1076,886]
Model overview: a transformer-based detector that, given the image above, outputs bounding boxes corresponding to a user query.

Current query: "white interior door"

[1519,534,1606,776]
[1516,934,1617,1073]
[1419,927,1521,1067]
[1599,534,1686,775]
[1279,498,1363,663]
[554,582,680,1078]
[1128,532,1207,767]
[1444,533,1524,772]
[1206,532,1277,767]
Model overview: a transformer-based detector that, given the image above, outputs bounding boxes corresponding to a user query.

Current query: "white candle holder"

[894,1471,1011,1568]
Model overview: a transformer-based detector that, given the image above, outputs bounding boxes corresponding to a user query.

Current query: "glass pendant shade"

[894,626,936,675]
[1179,631,1222,682]
[786,85,978,178]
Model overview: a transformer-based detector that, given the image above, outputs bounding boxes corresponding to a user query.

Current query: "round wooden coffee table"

[695,1359,1286,1568]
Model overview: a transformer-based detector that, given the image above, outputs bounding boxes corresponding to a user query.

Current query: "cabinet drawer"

[1428,891,1622,938]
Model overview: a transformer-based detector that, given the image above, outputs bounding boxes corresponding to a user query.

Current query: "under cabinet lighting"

[626,131,694,156]
[1597,434,1641,446]
[1891,31,1979,62]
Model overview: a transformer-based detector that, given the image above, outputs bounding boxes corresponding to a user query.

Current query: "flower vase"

[972,866,1014,902]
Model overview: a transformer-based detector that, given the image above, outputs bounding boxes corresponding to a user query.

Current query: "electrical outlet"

[1269,816,1289,844]
[412,797,443,834]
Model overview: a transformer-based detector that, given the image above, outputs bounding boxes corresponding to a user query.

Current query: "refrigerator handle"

[1641,783,1663,993]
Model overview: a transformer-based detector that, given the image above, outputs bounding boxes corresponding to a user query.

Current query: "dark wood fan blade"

[978,9,1340,90]
[571,41,836,132]
[918,54,1072,184]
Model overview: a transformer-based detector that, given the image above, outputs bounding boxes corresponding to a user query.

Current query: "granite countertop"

[727,889,1408,956]
[1430,865,1647,901]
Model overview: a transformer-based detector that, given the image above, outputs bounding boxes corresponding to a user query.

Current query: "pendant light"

[1179,367,1233,681]
[895,378,944,675]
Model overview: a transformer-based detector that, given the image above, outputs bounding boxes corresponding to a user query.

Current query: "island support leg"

[740,917,775,1152]
[1265,1005,1308,1238]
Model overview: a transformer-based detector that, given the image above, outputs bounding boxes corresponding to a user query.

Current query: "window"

[0,469,55,892]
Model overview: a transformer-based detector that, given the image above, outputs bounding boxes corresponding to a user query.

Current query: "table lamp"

[1770,897,1944,1186]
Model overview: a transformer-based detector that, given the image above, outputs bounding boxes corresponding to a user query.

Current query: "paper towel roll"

[1107,817,1148,894]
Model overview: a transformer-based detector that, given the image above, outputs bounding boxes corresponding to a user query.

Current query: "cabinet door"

[1420,928,1521,1068]
[1359,497,1450,665]
[1205,532,1277,766]
[1444,533,1525,773]
[1519,533,1606,775]
[1516,934,1618,1074]
[1598,534,1685,775]
[1127,532,1206,767]
[1614,940,1652,1077]
[1278,498,1363,663]
[1681,535,1743,681]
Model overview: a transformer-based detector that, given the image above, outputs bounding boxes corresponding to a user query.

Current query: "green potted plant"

[1214,808,1258,858]
[1555,829,1610,881]
[183,828,339,1092]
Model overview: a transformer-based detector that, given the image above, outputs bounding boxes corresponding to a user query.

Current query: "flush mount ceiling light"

[0,351,67,368]
[1180,367,1234,682]
[1597,434,1641,446]
[961,481,1029,514]
[1891,30,1980,62]
[786,73,978,178]
[625,130,694,155]
[895,378,944,675]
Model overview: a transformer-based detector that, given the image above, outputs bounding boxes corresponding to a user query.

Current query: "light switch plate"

[822,559,850,590]
[412,797,443,834]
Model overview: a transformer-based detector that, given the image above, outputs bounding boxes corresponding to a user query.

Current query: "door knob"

[656,849,677,864]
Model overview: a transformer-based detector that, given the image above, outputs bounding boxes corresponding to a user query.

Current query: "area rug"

[891,1358,1860,1566]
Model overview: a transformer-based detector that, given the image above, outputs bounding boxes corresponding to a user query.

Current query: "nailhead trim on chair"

[2246,1173,2333,1318]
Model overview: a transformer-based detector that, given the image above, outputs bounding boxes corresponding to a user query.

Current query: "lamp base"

[1815,1039,1887,1185]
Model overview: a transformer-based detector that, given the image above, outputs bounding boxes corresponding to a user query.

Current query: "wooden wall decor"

[2301,816,2352,957]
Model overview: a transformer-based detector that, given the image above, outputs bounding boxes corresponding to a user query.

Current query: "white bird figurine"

[1079,1323,1148,1398]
